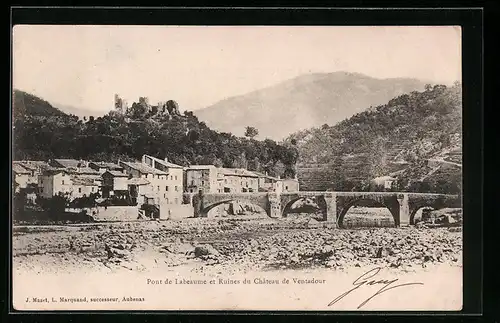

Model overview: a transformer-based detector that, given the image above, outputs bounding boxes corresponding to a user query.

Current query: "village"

[12,155,300,222]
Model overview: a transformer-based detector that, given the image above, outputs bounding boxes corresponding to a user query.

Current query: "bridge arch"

[337,197,399,229]
[409,205,437,225]
[203,199,267,218]
[193,193,271,218]
[407,195,460,225]
[281,196,328,221]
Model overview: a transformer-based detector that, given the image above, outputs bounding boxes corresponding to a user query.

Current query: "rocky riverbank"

[13,214,462,276]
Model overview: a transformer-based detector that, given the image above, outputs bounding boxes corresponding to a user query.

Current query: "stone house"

[38,169,73,198]
[276,178,300,193]
[140,154,184,205]
[254,172,280,192]
[218,168,259,193]
[12,163,30,193]
[13,161,50,189]
[127,177,152,205]
[70,176,100,199]
[101,170,129,198]
[184,166,260,193]
[371,175,397,191]
[184,165,219,193]
[119,155,183,206]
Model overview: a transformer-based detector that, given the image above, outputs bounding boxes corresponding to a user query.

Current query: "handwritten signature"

[328,267,423,309]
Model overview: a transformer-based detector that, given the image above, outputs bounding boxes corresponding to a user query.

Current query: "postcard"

[12,24,463,311]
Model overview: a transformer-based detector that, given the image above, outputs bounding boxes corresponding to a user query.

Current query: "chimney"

[164,157,168,162]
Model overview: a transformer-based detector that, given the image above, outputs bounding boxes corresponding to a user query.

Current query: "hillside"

[12,94,299,178]
[52,102,106,119]
[12,90,67,119]
[195,72,426,140]
[288,83,462,194]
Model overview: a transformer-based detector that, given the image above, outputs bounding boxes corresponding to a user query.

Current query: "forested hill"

[13,90,67,119]
[287,83,462,193]
[12,93,298,179]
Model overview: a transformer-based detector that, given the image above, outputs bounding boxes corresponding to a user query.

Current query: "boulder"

[194,244,220,257]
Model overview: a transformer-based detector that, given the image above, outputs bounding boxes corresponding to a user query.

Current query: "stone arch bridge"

[183,191,461,228]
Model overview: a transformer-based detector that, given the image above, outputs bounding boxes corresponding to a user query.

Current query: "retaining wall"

[159,204,194,220]
[92,206,140,222]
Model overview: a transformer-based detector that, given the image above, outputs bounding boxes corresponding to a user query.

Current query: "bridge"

[183,191,461,228]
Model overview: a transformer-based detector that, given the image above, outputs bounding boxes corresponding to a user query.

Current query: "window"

[91,187,95,192]
[170,175,173,180]
[62,180,65,185]
[164,193,166,198]
[201,180,205,186]
[175,175,178,180]
[78,188,82,193]
[175,186,178,192]
[285,186,289,190]
[166,186,169,191]
[166,198,169,204]
[157,186,160,191]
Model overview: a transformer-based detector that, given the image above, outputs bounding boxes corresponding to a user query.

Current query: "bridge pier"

[397,193,410,227]
[324,193,338,228]
[268,193,281,218]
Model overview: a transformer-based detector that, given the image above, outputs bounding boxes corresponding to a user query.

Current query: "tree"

[129,102,147,119]
[166,100,180,116]
[244,126,259,139]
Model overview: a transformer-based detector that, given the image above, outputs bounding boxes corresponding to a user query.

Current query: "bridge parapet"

[183,191,461,227]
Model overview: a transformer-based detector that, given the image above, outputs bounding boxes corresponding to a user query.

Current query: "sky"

[13,25,462,113]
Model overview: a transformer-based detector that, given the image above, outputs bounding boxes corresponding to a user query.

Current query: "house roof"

[120,161,168,175]
[53,159,87,168]
[219,168,259,177]
[103,170,128,177]
[253,171,279,181]
[13,161,50,172]
[186,165,216,170]
[145,155,183,169]
[66,167,100,175]
[71,176,98,186]
[42,168,68,176]
[89,161,123,170]
[278,177,299,182]
[13,164,30,174]
[127,178,150,185]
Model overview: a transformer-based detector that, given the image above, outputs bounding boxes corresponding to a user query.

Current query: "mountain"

[288,83,462,194]
[12,90,67,119]
[52,103,106,119]
[195,72,426,140]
